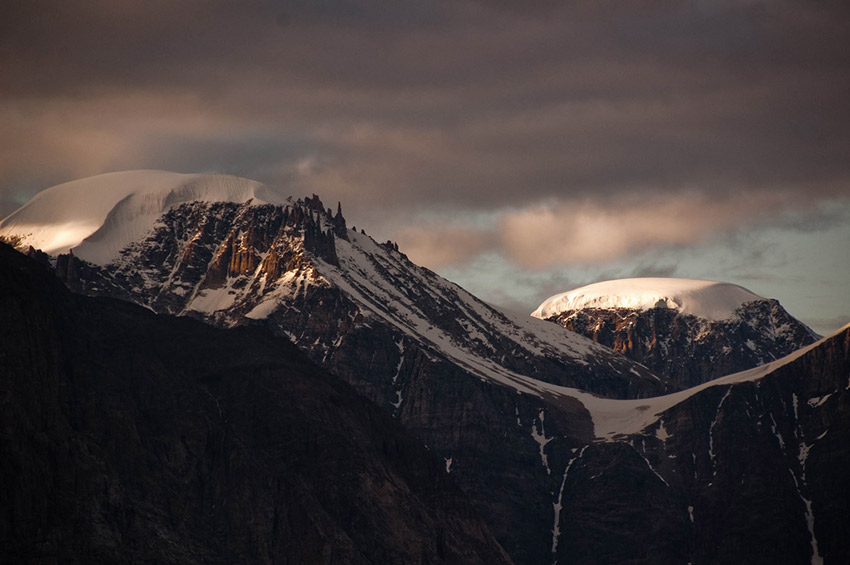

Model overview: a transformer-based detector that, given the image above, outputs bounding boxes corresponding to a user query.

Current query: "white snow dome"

[532,278,764,322]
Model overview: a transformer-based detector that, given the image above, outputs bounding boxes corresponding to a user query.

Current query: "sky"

[2,0,849,334]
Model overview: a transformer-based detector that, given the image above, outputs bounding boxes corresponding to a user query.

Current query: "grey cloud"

[803,315,850,337]
[2,0,849,251]
[629,262,679,279]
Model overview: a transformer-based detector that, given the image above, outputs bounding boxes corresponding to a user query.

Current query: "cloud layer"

[2,0,849,325]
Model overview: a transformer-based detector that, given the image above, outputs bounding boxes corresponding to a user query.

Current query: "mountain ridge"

[3,170,845,564]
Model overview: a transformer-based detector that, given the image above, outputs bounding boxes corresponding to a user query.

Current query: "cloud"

[1,0,849,319]
[498,190,808,268]
[3,0,849,218]
[803,315,850,337]
[395,225,494,268]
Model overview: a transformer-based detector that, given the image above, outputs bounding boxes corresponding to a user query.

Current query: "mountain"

[0,170,288,263]
[2,170,665,563]
[533,278,820,390]
[0,242,511,564]
[1,171,661,397]
[8,234,850,564]
[4,171,848,564]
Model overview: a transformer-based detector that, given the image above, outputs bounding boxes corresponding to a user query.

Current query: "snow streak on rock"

[709,388,732,477]
[391,338,405,414]
[531,410,553,475]
[630,443,669,487]
[552,446,587,562]
[794,407,825,565]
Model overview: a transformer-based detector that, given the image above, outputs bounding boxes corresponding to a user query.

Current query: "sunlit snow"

[0,170,289,264]
[532,277,765,321]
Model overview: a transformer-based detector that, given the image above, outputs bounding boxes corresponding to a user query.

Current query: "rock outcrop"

[540,299,818,390]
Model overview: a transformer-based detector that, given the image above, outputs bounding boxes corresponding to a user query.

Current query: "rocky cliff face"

[544,301,819,390]
[55,196,661,398]
[0,243,510,565]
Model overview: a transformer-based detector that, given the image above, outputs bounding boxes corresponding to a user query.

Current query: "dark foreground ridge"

[0,243,510,564]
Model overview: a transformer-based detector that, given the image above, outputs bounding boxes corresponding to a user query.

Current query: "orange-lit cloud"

[395,226,493,268]
[498,192,800,268]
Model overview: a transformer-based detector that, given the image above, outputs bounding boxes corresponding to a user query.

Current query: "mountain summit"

[534,277,819,389]
[0,170,289,264]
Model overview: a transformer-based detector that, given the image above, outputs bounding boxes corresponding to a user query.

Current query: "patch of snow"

[391,389,403,411]
[552,446,587,559]
[807,394,832,408]
[769,413,786,449]
[787,467,823,565]
[187,285,238,314]
[804,496,823,565]
[532,277,764,321]
[245,298,279,319]
[445,457,453,474]
[576,331,835,440]
[531,410,553,475]
[655,419,671,442]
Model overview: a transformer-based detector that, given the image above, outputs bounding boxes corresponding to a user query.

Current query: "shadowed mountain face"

[0,243,510,565]
[562,325,850,565]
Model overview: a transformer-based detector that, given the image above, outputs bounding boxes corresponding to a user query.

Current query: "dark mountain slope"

[554,325,850,564]
[0,243,510,565]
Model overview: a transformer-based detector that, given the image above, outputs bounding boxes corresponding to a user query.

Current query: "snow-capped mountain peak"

[532,277,819,389]
[532,277,764,322]
[0,170,290,265]
[1,170,664,399]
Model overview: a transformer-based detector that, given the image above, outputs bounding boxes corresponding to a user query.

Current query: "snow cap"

[0,170,290,265]
[532,278,764,321]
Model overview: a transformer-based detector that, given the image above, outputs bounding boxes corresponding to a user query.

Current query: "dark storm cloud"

[2,0,849,256]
